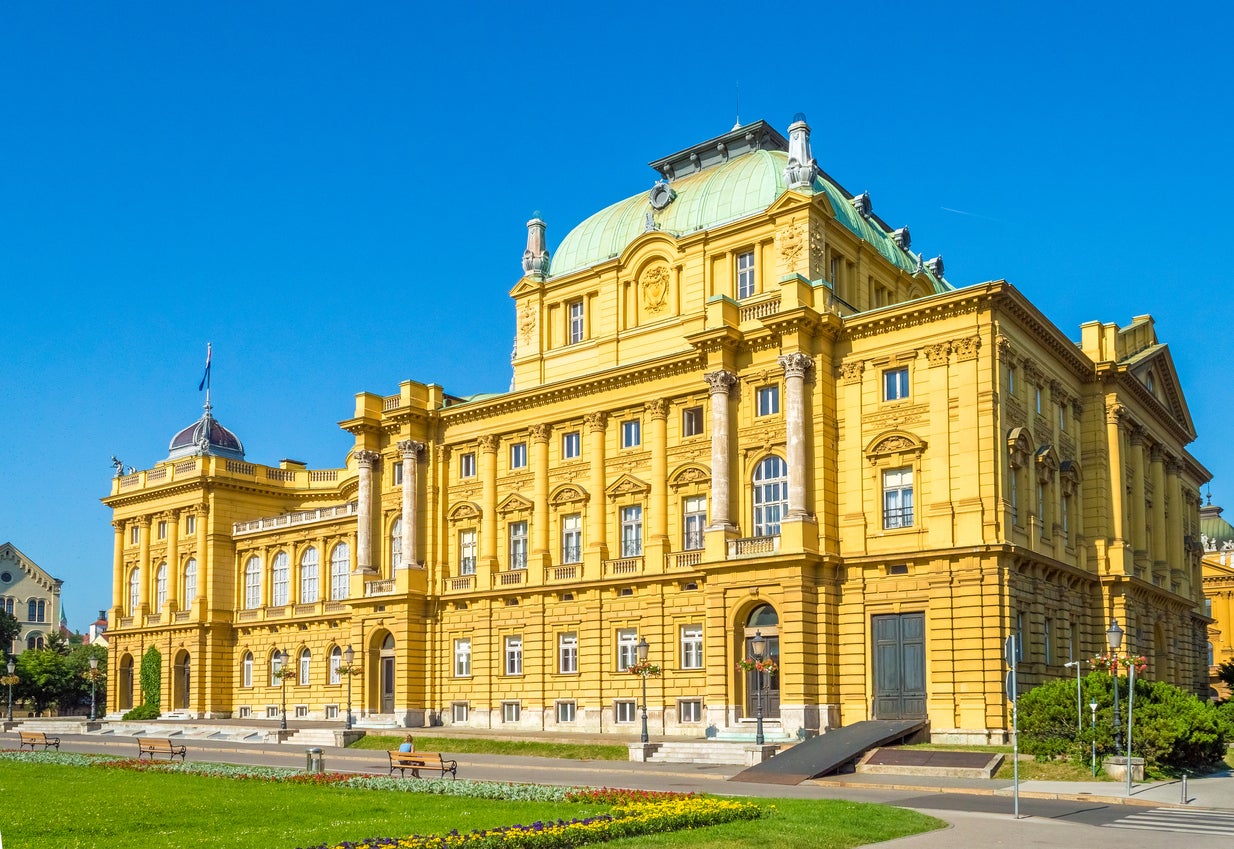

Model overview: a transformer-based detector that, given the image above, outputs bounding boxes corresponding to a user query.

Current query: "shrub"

[122,703,161,720]
[140,646,161,708]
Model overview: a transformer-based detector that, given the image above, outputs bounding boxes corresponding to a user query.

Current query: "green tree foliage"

[0,610,21,656]
[14,650,67,714]
[45,630,69,655]
[140,645,161,710]
[62,643,107,713]
[1214,659,1234,696]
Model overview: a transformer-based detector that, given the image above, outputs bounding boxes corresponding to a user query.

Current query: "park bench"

[387,750,457,780]
[137,737,187,761]
[18,731,60,751]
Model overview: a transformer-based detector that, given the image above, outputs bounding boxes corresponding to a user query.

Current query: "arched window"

[752,456,788,537]
[128,569,140,615]
[242,651,253,688]
[244,557,261,609]
[3,597,11,616]
[36,600,44,622]
[329,645,342,684]
[298,647,311,685]
[299,547,319,604]
[155,563,167,613]
[270,651,284,687]
[28,599,37,622]
[183,559,197,609]
[330,543,350,601]
[271,552,290,606]
[390,518,403,571]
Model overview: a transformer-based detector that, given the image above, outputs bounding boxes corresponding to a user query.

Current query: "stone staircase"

[285,727,348,748]
[643,739,784,765]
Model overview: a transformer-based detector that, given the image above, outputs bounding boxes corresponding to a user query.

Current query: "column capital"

[645,399,669,420]
[354,449,381,467]
[778,352,815,379]
[1105,403,1126,425]
[703,369,738,395]
[477,435,498,454]
[397,439,425,459]
[584,411,608,432]
[529,423,551,444]
[839,360,865,384]
[112,521,126,532]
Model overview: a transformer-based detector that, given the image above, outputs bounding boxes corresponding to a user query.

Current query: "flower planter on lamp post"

[736,632,779,747]
[87,656,100,721]
[3,659,16,723]
[627,640,661,747]
[1106,618,1123,754]
[341,645,357,730]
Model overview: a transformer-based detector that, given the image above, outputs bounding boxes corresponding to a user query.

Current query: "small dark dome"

[168,409,245,460]
[791,112,808,124]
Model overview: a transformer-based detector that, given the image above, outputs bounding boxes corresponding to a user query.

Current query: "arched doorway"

[379,633,396,714]
[743,604,780,718]
[172,650,191,711]
[118,654,134,710]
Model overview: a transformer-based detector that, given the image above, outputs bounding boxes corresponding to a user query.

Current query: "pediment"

[668,464,711,490]
[864,429,926,458]
[508,276,545,298]
[549,484,589,507]
[447,501,482,524]
[605,473,651,500]
[1125,345,1196,439]
[497,493,534,515]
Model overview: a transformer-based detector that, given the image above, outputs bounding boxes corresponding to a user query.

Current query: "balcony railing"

[444,575,475,592]
[668,551,703,570]
[234,502,358,536]
[495,571,525,587]
[728,535,780,558]
[603,556,644,576]
[547,564,579,582]
[365,579,396,597]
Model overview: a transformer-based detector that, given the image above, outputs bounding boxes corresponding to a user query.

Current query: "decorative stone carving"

[447,502,482,524]
[645,398,669,420]
[1034,445,1059,484]
[668,465,710,489]
[810,221,825,267]
[397,439,425,460]
[703,370,738,395]
[529,423,550,443]
[996,336,1013,358]
[784,114,819,189]
[953,335,981,362]
[777,220,805,274]
[876,436,913,452]
[839,361,865,384]
[1007,427,1031,470]
[778,352,814,379]
[640,264,670,314]
[354,449,381,468]
[584,411,608,432]
[517,302,537,345]
[477,435,498,454]
[521,216,550,276]
[923,342,951,368]
[549,485,588,506]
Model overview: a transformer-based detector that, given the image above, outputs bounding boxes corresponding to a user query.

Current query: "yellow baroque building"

[103,115,1211,742]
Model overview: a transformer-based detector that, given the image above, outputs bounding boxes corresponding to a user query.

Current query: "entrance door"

[743,603,780,719]
[379,633,396,714]
[173,652,190,710]
[872,613,926,719]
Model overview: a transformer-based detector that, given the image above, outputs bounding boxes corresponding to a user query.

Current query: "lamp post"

[1106,618,1123,754]
[1064,660,1083,734]
[5,659,14,723]
[1089,700,1098,776]
[751,630,766,746]
[88,656,99,721]
[276,649,288,731]
[636,637,649,744]
[342,645,355,731]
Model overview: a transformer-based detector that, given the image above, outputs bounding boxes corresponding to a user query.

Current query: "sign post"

[1005,633,1019,819]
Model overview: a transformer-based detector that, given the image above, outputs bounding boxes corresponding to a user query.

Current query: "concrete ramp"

[728,719,926,785]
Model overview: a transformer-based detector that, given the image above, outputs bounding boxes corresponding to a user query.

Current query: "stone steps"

[644,741,769,765]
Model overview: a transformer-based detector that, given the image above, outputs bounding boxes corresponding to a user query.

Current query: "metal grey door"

[380,656,395,713]
[873,613,926,719]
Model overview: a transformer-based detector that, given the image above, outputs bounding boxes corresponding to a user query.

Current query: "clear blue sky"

[2,3,1231,630]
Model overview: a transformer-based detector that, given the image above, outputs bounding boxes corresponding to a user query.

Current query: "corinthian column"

[585,412,609,559]
[704,370,738,530]
[479,435,498,566]
[647,399,669,545]
[398,440,424,569]
[531,424,550,566]
[355,450,381,574]
[779,353,815,518]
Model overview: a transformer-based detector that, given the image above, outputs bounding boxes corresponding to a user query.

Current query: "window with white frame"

[621,419,641,448]
[559,632,578,674]
[185,514,196,535]
[454,638,471,677]
[509,521,528,569]
[562,431,580,459]
[329,646,342,685]
[556,701,576,723]
[298,648,311,685]
[1008,364,1017,396]
[325,705,339,719]
[617,628,638,670]
[681,624,703,669]
[882,467,914,529]
[294,705,308,719]
[242,652,253,688]
[614,700,637,723]
[621,505,643,556]
[756,385,779,416]
[504,635,523,675]
[459,529,477,575]
[393,462,403,485]
[330,543,350,600]
[561,513,582,564]
[270,653,284,687]
[128,568,140,614]
[682,406,703,437]
[678,699,702,722]
[266,706,279,719]
[752,456,788,537]
[244,557,261,609]
[300,547,319,603]
[157,520,167,540]
[154,563,167,614]
[452,702,469,722]
[510,442,527,470]
[502,701,521,722]
[460,452,476,479]
[390,518,403,571]
[1044,618,1052,664]
[884,367,909,401]
[1010,467,1020,525]
[736,250,755,299]
[182,559,196,609]
[1058,403,1067,432]
[683,495,706,550]
[130,526,139,545]
[568,299,585,344]
[1035,384,1043,414]
[271,551,290,606]
[239,706,252,718]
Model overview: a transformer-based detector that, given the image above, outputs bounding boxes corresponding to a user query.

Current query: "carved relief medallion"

[641,264,670,314]
[517,302,537,345]
[777,221,805,273]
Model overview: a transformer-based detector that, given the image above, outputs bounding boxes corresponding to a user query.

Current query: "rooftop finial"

[522,215,550,277]
[784,113,818,190]
[732,81,741,131]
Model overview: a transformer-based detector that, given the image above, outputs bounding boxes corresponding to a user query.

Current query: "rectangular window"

[325,705,339,719]
[242,656,253,688]
[508,521,528,569]
[556,701,576,723]
[1010,468,1019,525]
[882,467,914,529]
[736,250,755,299]
[157,521,167,540]
[884,367,910,401]
[270,655,284,688]
[559,632,578,674]
[459,530,477,575]
[185,514,196,535]
[452,702,469,722]
[621,419,641,448]
[621,505,643,556]
[1008,365,1017,396]
[561,513,582,564]
[329,652,341,685]
[393,463,403,485]
[682,406,703,437]
[562,431,580,459]
[130,527,139,545]
[239,706,252,719]
[454,638,471,677]
[1044,618,1052,664]
[502,701,521,723]
[1058,403,1067,432]
[266,706,279,719]
[614,700,637,723]
[460,452,476,479]
[510,442,527,470]
[617,628,638,671]
[504,636,523,675]
[681,624,703,669]
[299,652,310,685]
[678,699,702,723]
[1062,493,1071,540]
[294,705,308,718]
[1035,385,1043,415]
[756,385,779,416]
[683,495,706,550]
[568,299,585,344]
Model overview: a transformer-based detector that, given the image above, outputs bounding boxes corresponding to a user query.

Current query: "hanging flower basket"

[627,660,662,677]
[735,657,779,674]
[1089,652,1147,674]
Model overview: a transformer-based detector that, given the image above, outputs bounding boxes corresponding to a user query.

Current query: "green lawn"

[0,760,944,849]
[350,733,629,760]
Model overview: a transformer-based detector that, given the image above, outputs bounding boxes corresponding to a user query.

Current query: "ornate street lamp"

[276,649,288,731]
[5,659,15,723]
[1063,660,1083,734]
[342,645,355,731]
[751,630,766,746]
[1089,700,1098,776]
[88,656,100,721]
[636,637,650,744]
[1106,618,1124,754]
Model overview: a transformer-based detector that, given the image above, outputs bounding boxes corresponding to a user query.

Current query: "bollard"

[1182,773,1188,804]
[310,746,324,774]
[305,748,313,772]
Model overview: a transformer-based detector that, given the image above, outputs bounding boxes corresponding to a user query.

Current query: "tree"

[62,644,107,714]
[0,610,20,657]
[14,650,67,714]
[1214,659,1234,697]
[45,630,69,655]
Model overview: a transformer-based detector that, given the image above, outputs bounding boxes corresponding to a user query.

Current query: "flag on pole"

[198,343,212,391]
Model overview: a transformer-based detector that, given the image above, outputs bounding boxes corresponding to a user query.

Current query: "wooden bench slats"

[387,750,457,779]
[18,731,60,751]
[137,737,187,761]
